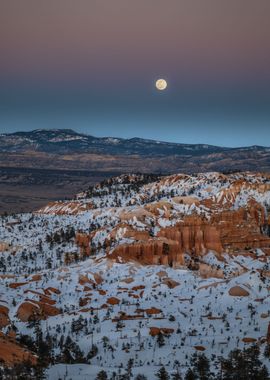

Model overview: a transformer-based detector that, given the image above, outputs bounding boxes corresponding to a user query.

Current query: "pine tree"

[172,371,182,380]
[126,358,134,377]
[135,375,148,380]
[221,346,269,380]
[87,344,98,361]
[245,345,269,380]
[95,370,108,380]
[196,353,211,380]
[189,352,212,380]
[156,366,170,380]
[264,343,270,358]
[222,348,244,380]
[185,368,197,380]
[258,365,269,380]
[157,331,165,347]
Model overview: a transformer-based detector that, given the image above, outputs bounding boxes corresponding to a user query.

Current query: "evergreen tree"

[221,346,269,380]
[156,366,170,380]
[126,358,134,377]
[185,368,197,380]
[264,343,270,358]
[87,344,98,361]
[221,348,245,380]
[96,370,108,380]
[190,353,210,380]
[258,365,269,380]
[172,371,182,380]
[157,332,165,347]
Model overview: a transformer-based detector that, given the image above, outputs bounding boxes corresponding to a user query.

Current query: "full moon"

[155,78,167,91]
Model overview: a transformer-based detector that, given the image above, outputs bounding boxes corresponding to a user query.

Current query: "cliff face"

[69,173,270,268]
[110,199,270,267]
[75,233,91,257]
[110,238,185,267]
[212,201,270,252]
[157,216,223,256]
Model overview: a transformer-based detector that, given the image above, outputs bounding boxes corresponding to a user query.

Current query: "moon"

[155,78,167,91]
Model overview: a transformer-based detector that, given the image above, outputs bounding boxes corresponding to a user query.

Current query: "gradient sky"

[0,0,270,146]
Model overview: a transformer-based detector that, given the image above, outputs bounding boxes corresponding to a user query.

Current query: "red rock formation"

[110,224,150,241]
[0,305,10,328]
[199,263,224,279]
[9,282,29,289]
[17,302,40,322]
[37,201,93,215]
[112,313,145,322]
[79,297,90,307]
[75,233,91,256]
[17,300,60,322]
[78,274,94,286]
[31,274,42,282]
[162,278,180,288]
[110,197,270,267]
[93,273,103,285]
[44,287,61,296]
[0,242,9,251]
[145,201,173,218]
[24,290,57,305]
[194,346,206,351]
[107,297,120,305]
[242,337,257,343]
[212,203,270,252]
[110,237,185,267]
[145,307,162,315]
[0,332,37,366]
[228,286,249,297]
[157,216,223,256]
[132,285,145,291]
[149,327,174,336]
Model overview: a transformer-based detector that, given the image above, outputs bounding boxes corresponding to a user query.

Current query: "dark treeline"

[0,344,269,380]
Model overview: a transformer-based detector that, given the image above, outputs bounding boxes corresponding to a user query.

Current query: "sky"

[0,0,270,147]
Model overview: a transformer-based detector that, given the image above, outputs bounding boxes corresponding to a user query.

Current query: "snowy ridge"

[0,171,270,378]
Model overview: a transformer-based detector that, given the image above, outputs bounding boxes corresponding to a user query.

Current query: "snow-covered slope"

[0,171,270,379]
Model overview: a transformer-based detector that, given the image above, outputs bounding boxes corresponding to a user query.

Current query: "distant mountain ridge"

[1,128,270,215]
[1,128,269,156]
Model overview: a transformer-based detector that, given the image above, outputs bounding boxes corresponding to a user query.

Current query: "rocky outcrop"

[228,286,250,297]
[107,297,120,305]
[110,224,150,241]
[0,332,37,366]
[109,197,270,267]
[149,327,174,336]
[199,263,224,279]
[110,238,185,267]
[145,201,173,217]
[37,201,93,215]
[242,337,257,343]
[9,282,29,289]
[157,216,223,256]
[0,242,9,251]
[194,346,206,351]
[17,302,40,322]
[75,233,91,256]
[0,305,10,328]
[212,203,270,252]
[17,300,60,322]
[162,278,180,288]
[44,287,61,296]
